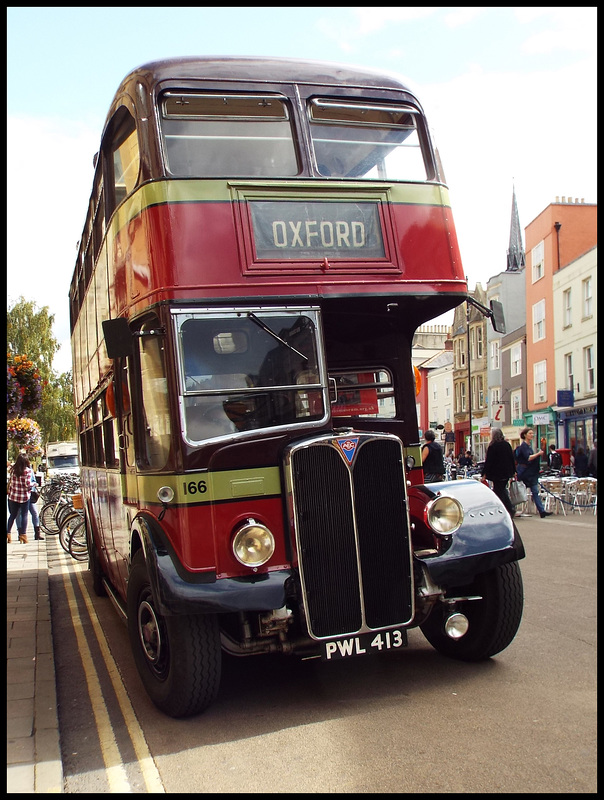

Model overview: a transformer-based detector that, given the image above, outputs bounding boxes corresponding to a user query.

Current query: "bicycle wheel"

[40,502,60,535]
[59,512,84,553]
[56,501,76,530]
[68,519,88,562]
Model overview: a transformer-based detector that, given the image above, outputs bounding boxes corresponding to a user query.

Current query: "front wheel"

[420,561,524,661]
[40,502,60,535]
[126,550,221,717]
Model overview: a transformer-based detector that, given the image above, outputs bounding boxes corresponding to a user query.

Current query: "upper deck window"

[309,98,427,181]
[160,92,299,177]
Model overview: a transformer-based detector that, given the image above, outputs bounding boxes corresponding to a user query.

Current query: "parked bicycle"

[39,475,81,536]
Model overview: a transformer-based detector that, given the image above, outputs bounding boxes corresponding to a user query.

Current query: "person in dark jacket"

[482,428,517,518]
[574,447,589,477]
[587,440,597,477]
[421,429,445,482]
[458,450,473,469]
[515,427,552,518]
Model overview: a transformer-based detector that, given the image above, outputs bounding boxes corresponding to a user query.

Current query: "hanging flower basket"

[7,417,43,455]
[7,353,44,416]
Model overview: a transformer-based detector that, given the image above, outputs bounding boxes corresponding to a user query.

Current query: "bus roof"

[114,56,422,103]
[122,56,417,89]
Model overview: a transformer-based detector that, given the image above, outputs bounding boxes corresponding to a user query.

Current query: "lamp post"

[463,294,506,456]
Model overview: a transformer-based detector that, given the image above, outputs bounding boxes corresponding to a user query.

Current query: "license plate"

[321,628,408,661]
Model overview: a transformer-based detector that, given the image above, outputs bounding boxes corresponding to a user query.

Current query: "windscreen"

[176,310,325,441]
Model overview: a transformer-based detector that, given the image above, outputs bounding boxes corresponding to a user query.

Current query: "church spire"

[506,184,525,271]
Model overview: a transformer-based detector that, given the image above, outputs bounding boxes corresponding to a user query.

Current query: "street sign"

[492,404,505,423]
[557,390,574,407]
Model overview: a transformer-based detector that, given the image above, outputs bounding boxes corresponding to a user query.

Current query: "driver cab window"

[138,322,171,469]
[331,369,395,418]
[177,310,325,442]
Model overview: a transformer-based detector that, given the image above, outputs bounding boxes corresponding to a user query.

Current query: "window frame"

[532,299,546,343]
[531,241,544,283]
[534,360,547,404]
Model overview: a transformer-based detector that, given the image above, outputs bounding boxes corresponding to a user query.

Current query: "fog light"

[233,519,275,567]
[425,494,463,535]
[444,612,469,639]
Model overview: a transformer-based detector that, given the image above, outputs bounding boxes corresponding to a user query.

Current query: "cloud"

[7,115,99,373]
[515,7,597,54]
[315,6,438,49]
[420,56,596,291]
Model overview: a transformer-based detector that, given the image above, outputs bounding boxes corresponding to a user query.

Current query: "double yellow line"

[57,549,165,793]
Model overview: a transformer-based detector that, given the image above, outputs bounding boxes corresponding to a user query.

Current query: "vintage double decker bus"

[70,57,524,717]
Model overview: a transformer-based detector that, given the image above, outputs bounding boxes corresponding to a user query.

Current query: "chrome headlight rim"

[425,493,464,536]
[157,485,175,504]
[232,518,275,568]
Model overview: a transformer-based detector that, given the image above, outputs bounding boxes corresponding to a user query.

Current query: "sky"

[7,6,597,374]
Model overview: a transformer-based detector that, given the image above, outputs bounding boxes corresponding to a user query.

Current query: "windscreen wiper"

[247,312,308,361]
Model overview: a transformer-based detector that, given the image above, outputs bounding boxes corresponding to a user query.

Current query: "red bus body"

[70,58,524,717]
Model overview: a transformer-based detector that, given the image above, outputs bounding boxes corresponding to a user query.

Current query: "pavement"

[7,516,63,794]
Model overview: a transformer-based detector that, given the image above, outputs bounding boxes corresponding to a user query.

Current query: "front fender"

[414,479,525,586]
[132,513,292,616]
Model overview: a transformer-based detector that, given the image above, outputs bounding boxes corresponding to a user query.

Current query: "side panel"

[105,181,466,319]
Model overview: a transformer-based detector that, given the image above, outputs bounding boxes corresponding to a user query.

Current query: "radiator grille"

[290,435,413,639]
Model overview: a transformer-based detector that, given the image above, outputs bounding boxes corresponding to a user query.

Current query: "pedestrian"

[587,440,597,478]
[515,427,552,519]
[482,429,517,518]
[7,453,36,543]
[421,429,445,483]
[459,450,473,468]
[548,445,562,471]
[574,447,589,477]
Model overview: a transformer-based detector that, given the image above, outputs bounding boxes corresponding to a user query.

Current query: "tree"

[7,297,59,379]
[7,297,75,446]
[36,371,76,443]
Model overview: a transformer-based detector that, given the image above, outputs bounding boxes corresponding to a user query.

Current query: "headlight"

[157,485,174,503]
[425,494,463,535]
[232,519,275,567]
[405,455,416,471]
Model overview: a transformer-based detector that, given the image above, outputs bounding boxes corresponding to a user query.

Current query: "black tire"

[127,550,221,717]
[56,502,75,530]
[68,519,88,561]
[40,502,60,534]
[420,561,524,661]
[59,512,83,553]
[87,526,107,597]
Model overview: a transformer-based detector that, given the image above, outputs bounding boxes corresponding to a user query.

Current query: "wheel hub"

[138,599,162,664]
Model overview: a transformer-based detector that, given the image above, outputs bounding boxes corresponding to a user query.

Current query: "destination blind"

[249,200,385,260]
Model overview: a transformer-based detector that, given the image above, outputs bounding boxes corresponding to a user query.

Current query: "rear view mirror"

[490,300,506,334]
[102,318,134,359]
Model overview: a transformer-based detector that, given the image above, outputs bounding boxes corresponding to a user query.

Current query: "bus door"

[106,357,136,597]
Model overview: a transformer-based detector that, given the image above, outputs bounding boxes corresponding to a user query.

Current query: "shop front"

[524,410,557,464]
[553,400,597,454]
